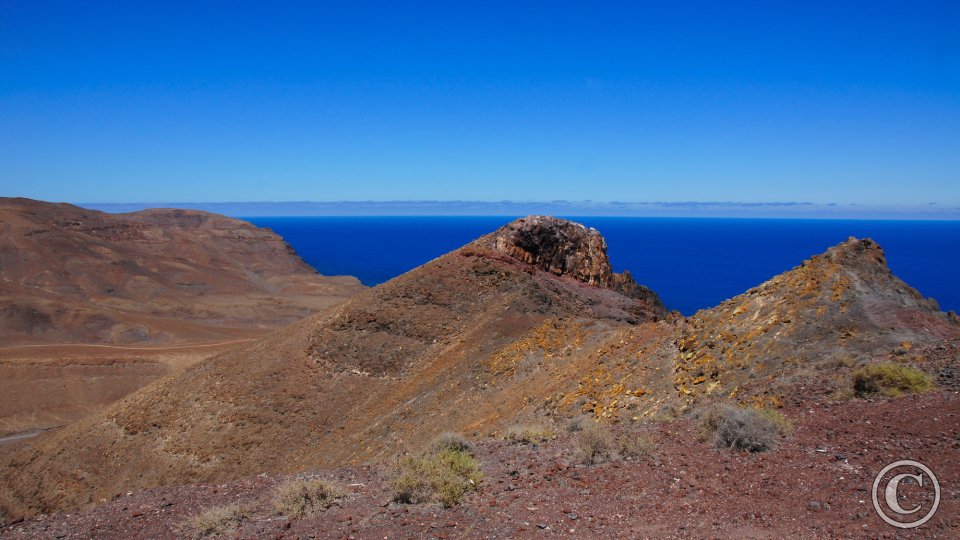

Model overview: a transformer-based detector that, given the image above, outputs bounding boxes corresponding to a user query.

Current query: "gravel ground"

[3,390,958,539]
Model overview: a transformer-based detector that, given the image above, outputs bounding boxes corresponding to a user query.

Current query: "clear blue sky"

[1,1,958,208]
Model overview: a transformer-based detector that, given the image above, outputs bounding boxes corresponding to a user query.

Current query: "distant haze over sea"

[82,200,960,220]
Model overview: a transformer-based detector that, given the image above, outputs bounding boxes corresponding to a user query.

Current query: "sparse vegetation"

[757,408,794,433]
[853,363,933,398]
[652,403,680,421]
[617,431,656,460]
[570,420,656,463]
[698,404,781,453]
[572,421,616,464]
[431,432,472,453]
[504,423,556,445]
[182,503,251,539]
[566,415,591,432]
[391,434,482,507]
[273,477,343,518]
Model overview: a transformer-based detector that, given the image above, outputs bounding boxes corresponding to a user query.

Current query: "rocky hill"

[1,216,956,525]
[0,197,365,345]
[672,237,958,406]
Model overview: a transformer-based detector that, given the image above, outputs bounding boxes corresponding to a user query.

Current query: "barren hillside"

[1,216,956,528]
[0,197,364,345]
[0,197,365,439]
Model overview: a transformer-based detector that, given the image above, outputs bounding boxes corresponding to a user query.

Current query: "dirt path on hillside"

[0,338,256,442]
[0,338,256,354]
[0,427,60,446]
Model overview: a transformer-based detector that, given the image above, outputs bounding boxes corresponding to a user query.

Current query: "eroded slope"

[0,197,364,345]
[0,216,665,516]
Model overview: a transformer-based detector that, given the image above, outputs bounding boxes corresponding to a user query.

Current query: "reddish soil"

[3,391,957,539]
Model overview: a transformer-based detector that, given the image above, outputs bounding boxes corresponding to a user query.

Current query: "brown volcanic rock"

[472,215,667,319]
[0,197,364,345]
[483,215,616,286]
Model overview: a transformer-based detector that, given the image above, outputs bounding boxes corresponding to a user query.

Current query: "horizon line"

[73,199,960,221]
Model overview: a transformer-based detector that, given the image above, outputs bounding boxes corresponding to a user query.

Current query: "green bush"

[391,436,483,507]
[853,363,933,398]
[273,477,343,518]
[183,503,251,539]
[504,423,556,445]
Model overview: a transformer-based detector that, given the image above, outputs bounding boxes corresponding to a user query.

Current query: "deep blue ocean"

[247,217,960,316]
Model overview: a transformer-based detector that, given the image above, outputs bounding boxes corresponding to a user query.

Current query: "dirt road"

[0,338,256,441]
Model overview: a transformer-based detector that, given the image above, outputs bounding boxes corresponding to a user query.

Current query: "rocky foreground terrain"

[1,215,958,538]
[4,391,959,539]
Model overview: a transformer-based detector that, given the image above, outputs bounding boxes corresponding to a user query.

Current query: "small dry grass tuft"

[569,419,656,464]
[652,403,680,421]
[273,477,343,518]
[504,423,556,445]
[617,431,656,460]
[182,503,251,539]
[757,408,794,433]
[391,434,483,507]
[853,363,933,398]
[430,432,472,453]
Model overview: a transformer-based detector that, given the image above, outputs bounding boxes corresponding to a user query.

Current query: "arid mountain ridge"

[0,197,364,345]
[0,197,365,440]
[2,212,957,522]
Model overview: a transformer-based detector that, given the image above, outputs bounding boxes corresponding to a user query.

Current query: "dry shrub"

[273,477,343,518]
[430,432,471,453]
[696,406,724,441]
[652,403,680,421]
[504,424,556,445]
[391,434,482,507]
[698,404,780,453]
[853,363,933,398]
[182,503,251,539]
[572,421,616,464]
[617,431,656,460]
[566,415,591,432]
[570,419,656,464]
